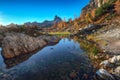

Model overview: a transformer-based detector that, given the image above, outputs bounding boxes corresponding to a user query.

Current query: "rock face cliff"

[81,0,109,16]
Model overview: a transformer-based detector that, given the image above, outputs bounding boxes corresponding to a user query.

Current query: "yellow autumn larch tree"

[85,12,93,24]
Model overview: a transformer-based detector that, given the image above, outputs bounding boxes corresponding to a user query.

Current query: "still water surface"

[0,38,93,80]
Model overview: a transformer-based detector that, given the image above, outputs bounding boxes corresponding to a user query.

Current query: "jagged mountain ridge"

[24,15,62,28]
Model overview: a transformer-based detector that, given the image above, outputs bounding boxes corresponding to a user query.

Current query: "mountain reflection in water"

[0,38,93,80]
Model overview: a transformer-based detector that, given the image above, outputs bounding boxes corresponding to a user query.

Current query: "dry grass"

[49,32,70,35]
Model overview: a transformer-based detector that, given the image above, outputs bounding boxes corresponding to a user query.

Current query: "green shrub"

[102,3,112,9]
[92,47,99,55]
[95,1,115,17]
[106,13,116,20]
[95,7,105,17]
[108,0,117,4]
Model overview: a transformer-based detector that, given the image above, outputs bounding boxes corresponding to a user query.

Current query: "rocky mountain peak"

[54,15,62,23]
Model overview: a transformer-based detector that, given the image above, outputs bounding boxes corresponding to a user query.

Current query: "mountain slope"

[24,15,62,28]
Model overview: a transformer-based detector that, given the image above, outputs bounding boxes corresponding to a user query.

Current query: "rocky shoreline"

[1,33,60,59]
[76,22,120,79]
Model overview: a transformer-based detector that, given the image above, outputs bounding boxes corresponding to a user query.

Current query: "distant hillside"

[24,15,62,28]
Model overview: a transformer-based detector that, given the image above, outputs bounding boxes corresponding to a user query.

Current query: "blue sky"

[0,0,90,25]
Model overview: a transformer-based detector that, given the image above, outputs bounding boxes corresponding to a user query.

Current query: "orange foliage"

[73,21,78,27]
[57,22,63,29]
[114,0,120,15]
[57,21,67,29]
[85,12,93,23]
[91,9,96,18]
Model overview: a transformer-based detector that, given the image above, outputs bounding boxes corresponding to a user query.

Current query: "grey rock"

[37,35,60,43]
[114,66,120,76]
[100,60,112,68]
[100,55,120,78]
[2,33,47,59]
[0,35,4,40]
[0,34,4,46]
[96,69,115,80]
[78,24,102,35]
[109,56,120,64]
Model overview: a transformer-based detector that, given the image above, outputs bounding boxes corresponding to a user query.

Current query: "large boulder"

[37,35,60,44]
[0,34,4,46]
[99,55,120,79]
[96,69,115,80]
[114,66,120,76]
[2,33,47,59]
[77,24,102,35]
